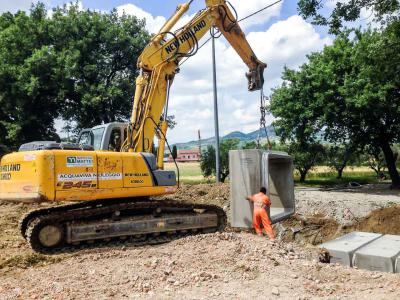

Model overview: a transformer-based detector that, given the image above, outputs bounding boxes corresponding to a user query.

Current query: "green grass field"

[164,162,384,186]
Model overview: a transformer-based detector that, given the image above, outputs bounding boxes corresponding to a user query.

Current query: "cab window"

[108,128,122,152]
[78,131,91,146]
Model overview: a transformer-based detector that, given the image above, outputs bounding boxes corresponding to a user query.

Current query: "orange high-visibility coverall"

[249,192,275,240]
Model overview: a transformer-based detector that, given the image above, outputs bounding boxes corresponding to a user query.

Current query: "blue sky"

[1,1,350,143]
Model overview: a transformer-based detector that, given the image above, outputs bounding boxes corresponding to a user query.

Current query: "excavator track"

[21,198,226,253]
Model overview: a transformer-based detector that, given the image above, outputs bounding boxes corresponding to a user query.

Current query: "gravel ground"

[295,184,400,225]
[1,232,399,300]
[1,183,400,299]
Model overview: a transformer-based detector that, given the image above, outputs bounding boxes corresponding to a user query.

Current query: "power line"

[179,0,283,66]
[238,0,282,22]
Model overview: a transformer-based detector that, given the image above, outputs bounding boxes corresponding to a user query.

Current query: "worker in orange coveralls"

[246,187,275,241]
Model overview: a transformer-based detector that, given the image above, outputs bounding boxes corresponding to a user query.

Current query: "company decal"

[124,173,149,177]
[0,164,20,180]
[98,173,122,180]
[58,173,97,182]
[57,173,123,182]
[1,164,21,172]
[24,154,36,161]
[165,20,207,55]
[130,180,144,184]
[57,181,96,189]
[66,156,93,167]
[0,173,11,180]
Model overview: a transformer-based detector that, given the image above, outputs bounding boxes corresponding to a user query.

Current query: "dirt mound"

[279,205,400,245]
[348,205,400,234]
[163,183,230,208]
[279,214,341,245]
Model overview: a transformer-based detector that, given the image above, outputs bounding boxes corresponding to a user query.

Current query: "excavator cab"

[77,123,128,151]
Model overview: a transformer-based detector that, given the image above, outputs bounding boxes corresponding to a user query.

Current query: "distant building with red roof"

[168,149,200,162]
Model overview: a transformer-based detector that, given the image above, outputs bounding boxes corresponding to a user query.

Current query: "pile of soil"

[164,183,230,208]
[278,205,400,245]
[348,205,400,234]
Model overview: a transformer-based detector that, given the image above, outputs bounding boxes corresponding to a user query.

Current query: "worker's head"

[260,187,267,194]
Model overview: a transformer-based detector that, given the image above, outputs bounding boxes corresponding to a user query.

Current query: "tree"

[270,26,400,188]
[0,144,9,158]
[219,139,240,182]
[360,145,387,177]
[172,145,178,160]
[242,140,281,150]
[298,0,400,34]
[0,4,149,150]
[287,142,325,182]
[200,145,215,179]
[325,144,357,179]
[0,6,61,149]
[200,139,239,182]
[50,4,150,129]
[165,115,177,129]
[269,62,325,182]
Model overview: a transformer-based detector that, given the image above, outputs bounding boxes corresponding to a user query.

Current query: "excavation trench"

[165,183,400,246]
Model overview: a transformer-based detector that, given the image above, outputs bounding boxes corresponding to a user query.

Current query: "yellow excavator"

[0,0,266,252]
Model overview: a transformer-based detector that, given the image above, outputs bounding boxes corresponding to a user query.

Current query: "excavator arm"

[123,0,267,169]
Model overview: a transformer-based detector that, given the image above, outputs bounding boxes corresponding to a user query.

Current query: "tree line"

[269,23,400,187]
[0,3,149,154]
[199,139,400,183]
[200,0,400,185]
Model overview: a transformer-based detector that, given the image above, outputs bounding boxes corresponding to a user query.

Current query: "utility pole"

[211,27,221,183]
[198,129,202,158]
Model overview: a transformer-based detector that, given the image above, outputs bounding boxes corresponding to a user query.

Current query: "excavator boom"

[126,0,266,169]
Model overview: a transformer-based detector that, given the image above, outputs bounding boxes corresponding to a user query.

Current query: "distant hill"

[172,126,277,150]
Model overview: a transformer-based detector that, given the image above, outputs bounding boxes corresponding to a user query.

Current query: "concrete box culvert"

[229,150,295,228]
[319,232,382,267]
[353,234,400,273]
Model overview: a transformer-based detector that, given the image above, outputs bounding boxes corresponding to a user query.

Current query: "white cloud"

[55,3,331,145]
[116,3,166,33]
[229,0,283,29]
[116,0,282,34]
[0,0,49,13]
[168,15,332,144]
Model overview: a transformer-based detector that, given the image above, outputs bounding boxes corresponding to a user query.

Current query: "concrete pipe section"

[229,150,295,228]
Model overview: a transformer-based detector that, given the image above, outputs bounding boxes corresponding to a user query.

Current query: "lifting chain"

[256,88,272,150]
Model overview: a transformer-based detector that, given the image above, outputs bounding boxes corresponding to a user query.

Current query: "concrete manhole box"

[229,150,295,228]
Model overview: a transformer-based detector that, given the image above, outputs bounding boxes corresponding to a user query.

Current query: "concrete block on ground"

[319,232,382,266]
[230,150,295,228]
[396,256,400,273]
[353,234,400,273]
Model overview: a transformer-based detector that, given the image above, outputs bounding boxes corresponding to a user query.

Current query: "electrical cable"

[238,0,283,22]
